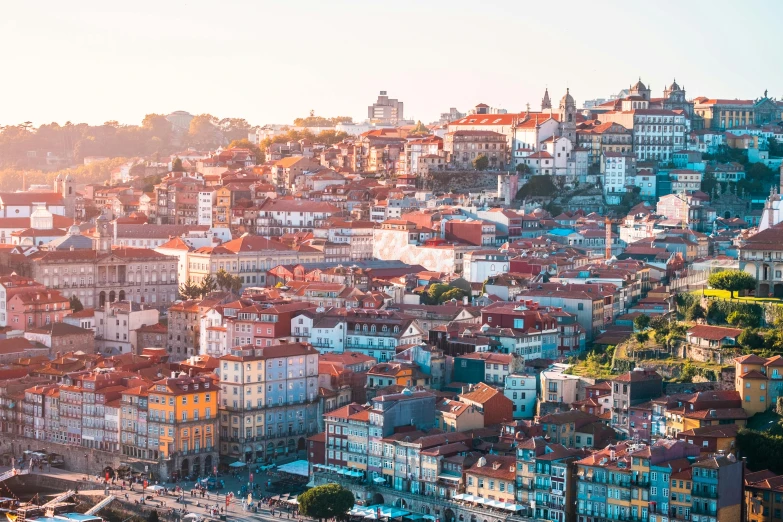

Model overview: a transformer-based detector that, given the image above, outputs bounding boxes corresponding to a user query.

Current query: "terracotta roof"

[687,325,742,341]
[459,382,501,405]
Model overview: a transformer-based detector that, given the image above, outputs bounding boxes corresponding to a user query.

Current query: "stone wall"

[426,171,500,194]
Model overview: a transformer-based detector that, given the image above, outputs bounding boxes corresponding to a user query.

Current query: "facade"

[6,289,71,331]
[368,91,404,124]
[148,373,219,479]
[444,130,509,170]
[94,301,160,355]
[218,343,319,463]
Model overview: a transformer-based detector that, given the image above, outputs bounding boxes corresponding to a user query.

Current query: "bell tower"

[96,214,111,254]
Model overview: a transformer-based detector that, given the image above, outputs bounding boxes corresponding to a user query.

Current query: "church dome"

[54,174,62,182]
[632,79,646,91]
[668,79,680,91]
[64,173,74,182]
[67,224,81,236]
[560,88,575,107]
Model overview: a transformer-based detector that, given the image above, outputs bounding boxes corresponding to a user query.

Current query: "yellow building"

[629,449,651,517]
[735,355,769,415]
[435,399,484,433]
[670,467,693,521]
[148,373,218,479]
[464,454,517,503]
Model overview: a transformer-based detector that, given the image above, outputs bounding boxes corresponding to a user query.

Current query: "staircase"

[0,468,28,482]
[85,495,115,515]
[42,490,75,508]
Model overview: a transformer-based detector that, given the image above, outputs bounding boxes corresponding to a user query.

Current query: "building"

[368,91,404,124]
[6,289,72,331]
[444,130,509,170]
[734,354,783,415]
[464,455,517,503]
[218,343,319,463]
[693,92,783,129]
[434,398,484,432]
[148,373,219,480]
[739,222,783,298]
[745,470,783,522]
[94,301,160,356]
[458,382,513,426]
[0,275,46,328]
[611,369,663,434]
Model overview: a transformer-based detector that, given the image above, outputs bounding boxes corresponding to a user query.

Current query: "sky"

[2,0,783,128]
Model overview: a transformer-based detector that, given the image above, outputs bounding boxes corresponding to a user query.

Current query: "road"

[0,466,308,522]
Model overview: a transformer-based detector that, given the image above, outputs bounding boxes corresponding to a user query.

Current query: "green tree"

[439,288,467,304]
[633,315,650,331]
[178,278,201,300]
[708,270,757,299]
[229,275,243,294]
[227,139,263,164]
[473,154,489,171]
[515,163,531,174]
[171,157,184,172]
[425,283,451,304]
[215,269,232,292]
[649,316,669,333]
[199,275,217,298]
[738,329,765,350]
[516,175,558,199]
[297,484,354,522]
[218,118,253,143]
[679,361,696,383]
[727,311,756,328]
[68,295,84,312]
[685,303,706,321]
[635,332,649,345]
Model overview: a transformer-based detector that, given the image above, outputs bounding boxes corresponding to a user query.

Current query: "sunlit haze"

[3,0,783,126]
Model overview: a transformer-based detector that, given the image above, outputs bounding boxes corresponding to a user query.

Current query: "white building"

[198,188,216,226]
[504,373,537,419]
[94,301,160,355]
[462,251,510,283]
[602,152,635,203]
[313,220,376,261]
[539,136,573,176]
[669,169,702,193]
[598,105,688,164]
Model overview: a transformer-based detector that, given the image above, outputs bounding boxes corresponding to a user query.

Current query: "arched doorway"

[109,290,116,302]
[371,493,384,506]
[287,439,296,453]
[276,440,285,456]
[395,499,407,509]
[99,292,106,307]
[103,466,115,479]
[256,444,264,462]
[297,437,306,451]
[192,458,201,478]
[267,442,274,460]
[204,455,213,475]
[245,446,253,463]
[444,509,456,522]
[119,290,126,301]
[181,458,190,477]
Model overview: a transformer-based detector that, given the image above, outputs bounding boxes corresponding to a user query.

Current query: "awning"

[229,461,246,468]
[277,460,309,477]
[373,477,386,484]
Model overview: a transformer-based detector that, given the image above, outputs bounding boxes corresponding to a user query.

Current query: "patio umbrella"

[229,461,246,468]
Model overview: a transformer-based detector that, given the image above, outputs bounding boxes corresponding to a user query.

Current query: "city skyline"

[2,0,783,127]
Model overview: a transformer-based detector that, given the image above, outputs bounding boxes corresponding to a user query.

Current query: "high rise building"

[368,91,404,124]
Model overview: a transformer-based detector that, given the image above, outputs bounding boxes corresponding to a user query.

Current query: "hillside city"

[1,83,783,522]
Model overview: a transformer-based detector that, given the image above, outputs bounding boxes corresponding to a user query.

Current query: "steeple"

[541,88,552,111]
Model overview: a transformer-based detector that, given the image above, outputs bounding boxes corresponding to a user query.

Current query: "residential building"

[611,369,663,435]
[218,343,319,463]
[147,373,219,479]
[7,289,72,331]
[94,301,160,355]
[458,382,513,426]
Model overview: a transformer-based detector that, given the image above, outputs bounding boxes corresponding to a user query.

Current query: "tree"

[178,278,201,300]
[708,270,757,299]
[425,283,451,304]
[635,332,649,345]
[297,484,354,522]
[515,163,531,174]
[685,303,706,321]
[215,269,232,292]
[439,288,467,304]
[68,295,84,312]
[727,311,756,328]
[199,275,217,297]
[147,511,160,522]
[633,315,650,331]
[738,329,765,350]
[171,157,184,172]
[649,316,669,333]
[187,114,220,148]
[679,361,697,383]
[227,139,263,164]
[229,275,243,294]
[473,154,489,171]
[516,175,558,199]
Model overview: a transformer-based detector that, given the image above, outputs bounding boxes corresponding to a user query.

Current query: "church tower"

[630,78,651,102]
[558,88,577,141]
[96,214,111,254]
[541,88,552,111]
[62,173,76,218]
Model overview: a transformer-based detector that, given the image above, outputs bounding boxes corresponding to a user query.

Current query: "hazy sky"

[3,0,782,128]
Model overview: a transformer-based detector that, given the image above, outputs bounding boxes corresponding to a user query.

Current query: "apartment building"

[147,373,219,480]
[218,343,319,464]
[94,301,160,355]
